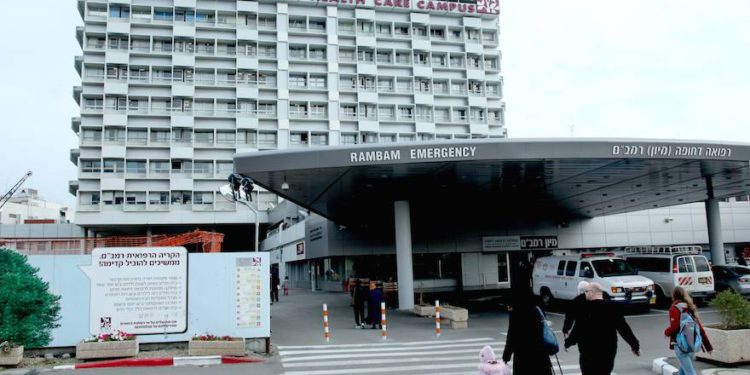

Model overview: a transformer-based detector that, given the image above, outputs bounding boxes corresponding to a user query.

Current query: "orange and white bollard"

[381,302,387,340]
[323,304,330,343]
[435,300,441,337]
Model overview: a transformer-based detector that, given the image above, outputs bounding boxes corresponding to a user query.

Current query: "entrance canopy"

[235,139,750,228]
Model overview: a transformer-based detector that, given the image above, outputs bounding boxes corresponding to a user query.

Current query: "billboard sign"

[81,247,188,335]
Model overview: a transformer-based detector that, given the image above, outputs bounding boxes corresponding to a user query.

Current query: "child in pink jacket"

[479,345,510,375]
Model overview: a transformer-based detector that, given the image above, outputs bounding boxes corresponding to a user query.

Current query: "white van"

[532,253,656,308]
[622,246,715,304]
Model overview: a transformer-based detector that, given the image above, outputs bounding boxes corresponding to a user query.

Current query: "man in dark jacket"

[570,282,640,375]
[366,282,383,329]
[351,280,367,328]
[563,281,590,347]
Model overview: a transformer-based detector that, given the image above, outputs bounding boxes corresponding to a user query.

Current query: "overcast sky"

[0,0,748,207]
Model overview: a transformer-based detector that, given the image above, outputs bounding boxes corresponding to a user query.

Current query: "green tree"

[0,248,61,347]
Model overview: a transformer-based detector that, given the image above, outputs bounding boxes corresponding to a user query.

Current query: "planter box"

[76,340,138,360]
[189,338,246,357]
[0,346,23,366]
[696,326,750,364]
[441,318,469,329]
[414,304,435,317]
[441,305,469,322]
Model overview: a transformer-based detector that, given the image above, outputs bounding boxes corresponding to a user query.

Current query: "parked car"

[532,253,655,309]
[712,265,750,298]
[622,246,715,305]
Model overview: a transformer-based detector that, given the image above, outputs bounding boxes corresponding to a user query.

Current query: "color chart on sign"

[235,257,264,328]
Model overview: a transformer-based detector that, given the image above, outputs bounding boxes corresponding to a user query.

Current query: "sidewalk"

[653,356,750,374]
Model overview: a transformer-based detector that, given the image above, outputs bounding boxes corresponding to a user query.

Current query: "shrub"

[0,248,61,348]
[710,290,750,330]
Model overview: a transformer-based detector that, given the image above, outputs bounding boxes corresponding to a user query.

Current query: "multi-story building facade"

[69,0,505,242]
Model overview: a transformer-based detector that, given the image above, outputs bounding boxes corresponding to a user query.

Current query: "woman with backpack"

[664,286,713,375]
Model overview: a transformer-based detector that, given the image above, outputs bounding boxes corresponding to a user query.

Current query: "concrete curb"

[52,356,262,370]
[652,357,679,375]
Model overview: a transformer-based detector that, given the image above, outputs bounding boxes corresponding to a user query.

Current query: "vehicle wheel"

[540,288,554,309]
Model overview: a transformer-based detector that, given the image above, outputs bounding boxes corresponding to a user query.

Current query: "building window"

[150,160,170,174]
[238,130,257,145]
[289,74,307,88]
[126,161,146,174]
[377,23,391,36]
[310,104,327,118]
[149,192,169,205]
[81,160,101,173]
[310,133,328,146]
[309,19,326,31]
[258,132,277,146]
[195,130,214,144]
[103,159,124,173]
[217,131,236,145]
[309,75,326,88]
[341,134,358,144]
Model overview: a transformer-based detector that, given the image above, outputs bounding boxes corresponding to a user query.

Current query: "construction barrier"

[381,302,387,340]
[435,300,441,337]
[0,229,224,254]
[323,304,330,343]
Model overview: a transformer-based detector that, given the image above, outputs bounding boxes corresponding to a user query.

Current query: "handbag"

[535,306,559,355]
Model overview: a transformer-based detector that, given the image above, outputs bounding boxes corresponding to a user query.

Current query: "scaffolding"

[0,229,224,255]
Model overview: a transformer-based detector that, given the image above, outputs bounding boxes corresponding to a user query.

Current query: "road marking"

[280,341,505,356]
[282,362,585,375]
[278,337,494,350]
[282,347,504,362]
[282,354,479,368]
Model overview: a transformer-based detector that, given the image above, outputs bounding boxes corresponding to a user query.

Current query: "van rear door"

[692,256,714,295]
[675,256,696,292]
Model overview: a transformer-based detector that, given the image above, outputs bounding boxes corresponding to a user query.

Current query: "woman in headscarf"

[501,288,553,375]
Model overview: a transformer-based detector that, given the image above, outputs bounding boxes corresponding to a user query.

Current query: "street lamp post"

[235,196,259,253]
[220,173,260,252]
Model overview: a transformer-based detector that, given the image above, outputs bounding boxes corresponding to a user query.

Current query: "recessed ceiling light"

[579,200,585,203]
[636,184,642,188]
[602,193,608,196]
[630,199,636,202]
[656,193,661,196]
[607,205,612,208]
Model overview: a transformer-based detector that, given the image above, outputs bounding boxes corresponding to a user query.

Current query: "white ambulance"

[532,253,656,308]
[622,246,715,304]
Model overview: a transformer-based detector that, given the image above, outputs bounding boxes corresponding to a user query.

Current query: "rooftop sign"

[304,0,500,15]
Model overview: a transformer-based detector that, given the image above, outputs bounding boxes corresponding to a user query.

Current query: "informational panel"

[235,256,264,328]
[483,236,559,252]
[80,247,188,335]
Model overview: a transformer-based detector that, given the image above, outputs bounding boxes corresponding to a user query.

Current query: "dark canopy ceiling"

[235,139,750,229]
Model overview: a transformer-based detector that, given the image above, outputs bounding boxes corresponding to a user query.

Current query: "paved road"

[33,289,750,375]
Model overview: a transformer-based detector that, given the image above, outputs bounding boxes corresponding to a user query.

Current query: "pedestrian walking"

[366,282,383,329]
[478,345,511,375]
[283,276,290,296]
[663,286,713,375]
[271,269,280,303]
[351,280,367,328]
[569,282,640,375]
[563,281,589,345]
[501,288,553,375]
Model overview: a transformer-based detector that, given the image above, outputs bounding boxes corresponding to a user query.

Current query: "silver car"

[712,265,750,298]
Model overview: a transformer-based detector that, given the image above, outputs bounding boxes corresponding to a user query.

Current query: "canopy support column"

[705,177,726,265]
[394,200,415,311]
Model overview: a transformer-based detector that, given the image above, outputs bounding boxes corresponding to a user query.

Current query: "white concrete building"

[0,189,73,225]
[70,0,505,242]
